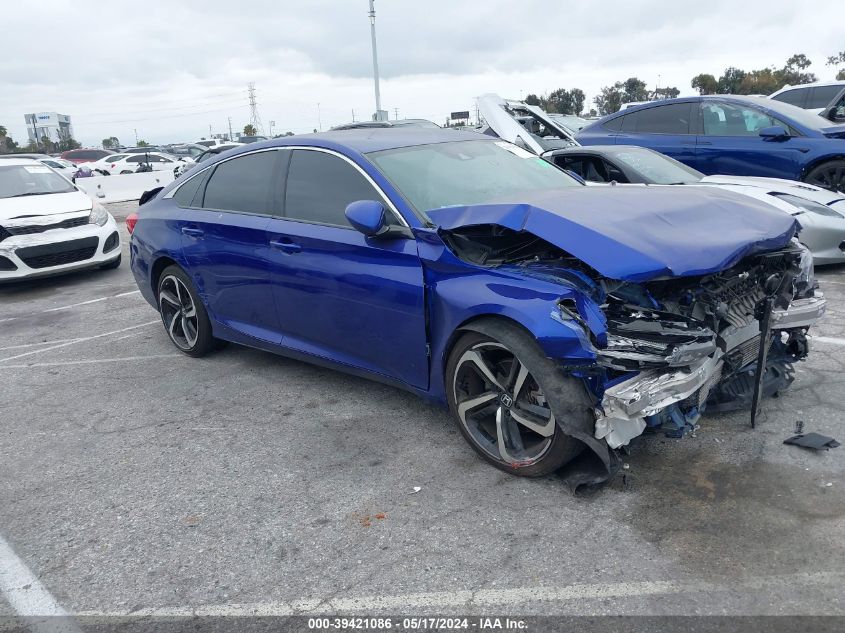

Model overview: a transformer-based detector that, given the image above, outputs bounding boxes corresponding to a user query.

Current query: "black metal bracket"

[750,296,775,429]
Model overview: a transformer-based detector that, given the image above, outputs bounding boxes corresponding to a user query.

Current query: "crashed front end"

[590,242,825,448]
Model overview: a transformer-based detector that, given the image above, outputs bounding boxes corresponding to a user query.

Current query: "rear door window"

[622,103,692,134]
[201,150,279,214]
[771,88,807,108]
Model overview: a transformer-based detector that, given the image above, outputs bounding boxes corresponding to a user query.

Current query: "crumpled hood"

[428,186,800,281]
[0,191,92,222]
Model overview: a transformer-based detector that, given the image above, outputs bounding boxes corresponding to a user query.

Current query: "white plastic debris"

[410,486,422,494]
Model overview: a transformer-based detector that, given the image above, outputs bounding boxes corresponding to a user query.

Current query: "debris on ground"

[784,431,840,451]
[410,486,421,494]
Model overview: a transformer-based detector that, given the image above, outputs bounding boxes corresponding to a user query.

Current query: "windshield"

[0,164,76,198]
[368,139,580,216]
[607,147,704,184]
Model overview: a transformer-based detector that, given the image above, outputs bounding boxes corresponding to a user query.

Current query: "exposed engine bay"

[442,224,827,449]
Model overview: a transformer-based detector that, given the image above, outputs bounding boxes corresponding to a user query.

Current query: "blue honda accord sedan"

[577,95,845,192]
[129,129,825,483]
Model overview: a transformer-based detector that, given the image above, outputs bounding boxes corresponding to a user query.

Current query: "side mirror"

[345,200,387,236]
[759,125,789,140]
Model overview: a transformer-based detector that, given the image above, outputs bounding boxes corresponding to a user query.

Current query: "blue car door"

[611,101,697,167]
[265,148,429,389]
[178,149,284,343]
[695,100,805,178]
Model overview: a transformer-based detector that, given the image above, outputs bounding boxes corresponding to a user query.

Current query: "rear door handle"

[181,227,204,238]
[270,238,301,254]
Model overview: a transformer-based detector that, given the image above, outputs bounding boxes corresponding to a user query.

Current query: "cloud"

[0,0,841,145]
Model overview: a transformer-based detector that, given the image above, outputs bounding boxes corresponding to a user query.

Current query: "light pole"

[269,120,275,137]
[368,0,385,121]
[317,103,322,131]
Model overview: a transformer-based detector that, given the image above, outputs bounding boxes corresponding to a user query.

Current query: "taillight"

[126,212,138,234]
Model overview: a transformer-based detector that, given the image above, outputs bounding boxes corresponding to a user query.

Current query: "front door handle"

[181,226,204,238]
[270,238,301,254]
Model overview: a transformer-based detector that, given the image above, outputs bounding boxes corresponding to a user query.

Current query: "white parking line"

[0,533,82,632]
[72,570,845,616]
[0,289,142,323]
[0,354,182,370]
[0,338,83,352]
[810,335,845,347]
[0,321,159,364]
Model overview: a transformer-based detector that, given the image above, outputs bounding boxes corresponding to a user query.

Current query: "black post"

[750,297,775,429]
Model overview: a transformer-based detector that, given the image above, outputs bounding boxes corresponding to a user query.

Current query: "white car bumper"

[0,212,121,282]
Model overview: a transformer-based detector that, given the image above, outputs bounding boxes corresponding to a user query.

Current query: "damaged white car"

[0,158,121,281]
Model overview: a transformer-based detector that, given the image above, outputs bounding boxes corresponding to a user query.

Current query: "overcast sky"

[1,0,842,147]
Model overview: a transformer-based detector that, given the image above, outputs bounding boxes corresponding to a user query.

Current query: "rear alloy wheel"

[157,265,214,357]
[446,326,587,477]
[804,160,845,193]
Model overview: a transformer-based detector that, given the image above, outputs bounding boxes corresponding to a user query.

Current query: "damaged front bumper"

[594,294,826,449]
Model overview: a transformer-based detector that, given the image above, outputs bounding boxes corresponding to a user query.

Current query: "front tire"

[446,323,589,477]
[157,265,214,357]
[804,160,845,193]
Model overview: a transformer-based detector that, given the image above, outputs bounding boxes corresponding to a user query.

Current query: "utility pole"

[134,128,138,145]
[269,120,275,136]
[247,82,264,135]
[228,117,233,141]
[368,0,385,121]
[352,109,356,122]
[317,103,322,131]
[393,107,399,120]
[209,124,212,138]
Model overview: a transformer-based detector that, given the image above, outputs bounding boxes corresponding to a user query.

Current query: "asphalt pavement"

[0,200,843,619]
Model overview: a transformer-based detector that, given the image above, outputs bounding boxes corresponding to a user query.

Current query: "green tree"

[56,137,81,152]
[0,125,16,153]
[827,51,845,80]
[243,124,257,136]
[102,136,120,149]
[40,135,55,153]
[651,86,680,100]
[284,131,294,136]
[594,77,649,115]
[717,67,746,93]
[691,73,718,95]
[136,139,149,147]
[524,94,541,106]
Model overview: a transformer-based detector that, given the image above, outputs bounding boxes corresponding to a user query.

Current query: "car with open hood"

[476,93,579,156]
[0,158,121,280]
[128,130,825,486]
[547,145,845,264]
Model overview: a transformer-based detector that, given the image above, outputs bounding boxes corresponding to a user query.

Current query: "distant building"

[24,112,74,143]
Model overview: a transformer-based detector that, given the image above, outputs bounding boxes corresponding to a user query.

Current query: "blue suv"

[577,95,845,192]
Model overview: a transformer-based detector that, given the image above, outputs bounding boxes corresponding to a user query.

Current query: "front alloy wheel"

[805,160,845,193]
[447,326,587,477]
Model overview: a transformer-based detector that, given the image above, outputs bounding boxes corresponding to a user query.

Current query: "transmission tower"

[247,82,264,135]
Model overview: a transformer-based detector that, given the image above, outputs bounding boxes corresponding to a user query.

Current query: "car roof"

[234,128,491,155]
[0,157,43,166]
[770,80,845,96]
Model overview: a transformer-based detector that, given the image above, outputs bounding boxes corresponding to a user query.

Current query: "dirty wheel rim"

[808,165,845,192]
[453,342,554,467]
[159,275,199,350]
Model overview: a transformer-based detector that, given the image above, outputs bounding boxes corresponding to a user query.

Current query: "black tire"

[120,170,133,175]
[446,321,589,477]
[156,265,214,357]
[803,160,845,193]
[100,254,121,270]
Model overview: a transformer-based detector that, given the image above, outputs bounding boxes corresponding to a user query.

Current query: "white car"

[195,139,233,148]
[546,145,845,265]
[101,152,186,175]
[37,157,77,178]
[85,153,131,175]
[769,81,845,121]
[0,159,121,281]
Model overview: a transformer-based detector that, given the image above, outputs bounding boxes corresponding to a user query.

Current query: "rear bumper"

[0,214,120,282]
